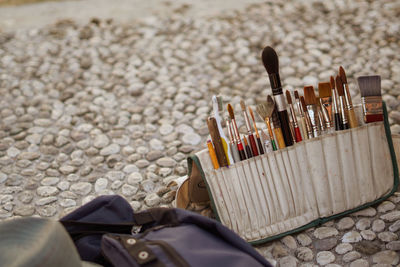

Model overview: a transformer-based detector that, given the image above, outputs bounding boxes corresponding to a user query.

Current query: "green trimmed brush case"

[175,103,399,244]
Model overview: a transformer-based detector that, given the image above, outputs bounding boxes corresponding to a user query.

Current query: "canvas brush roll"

[177,103,399,244]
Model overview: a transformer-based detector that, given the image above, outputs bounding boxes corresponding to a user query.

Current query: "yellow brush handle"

[220,138,230,165]
[274,128,286,149]
[299,117,308,140]
[348,109,358,128]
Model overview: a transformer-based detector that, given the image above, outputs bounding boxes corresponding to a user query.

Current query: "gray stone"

[100,144,120,156]
[316,251,335,266]
[377,231,398,242]
[338,217,355,230]
[389,220,400,232]
[37,186,59,197]
[35,196,58,206]
[0,172,7,183]
[105,171,125,181]
[70,182,92,195]
[386,241,400,250]
[377,201,396,213]
[314,227,339,239]
[127,172,143,185]
[182,132,201,145]
[354,241,381,255]
[361,230,376,241]
[380,211,400,222]
[272,243,288,258]
[156,157,176,167]
[122,164,139,173]
[353,207,377,217]
[14,205,35,216]
[279,256,297,266]
[93,134,110,148]
[356,218,371,231]
[295,247,313,262]
[121,184,138,197]
[149,139,164,151]
[349,259,369,267]
[315,237,337,251]
[296,234,312,247]
[41,177,60,186]
[372,250,399,265]
[146,150,163,161]
[159,124,174,135]
[372,219,385,232]
[343,251,361,263]
[335,243,353,255]
[57,181,70,191]
[342,231,362,243]
[59,165,76,174]
[281,235,297,250]
[144,193,160,207]
[18,151,40,160]
[94,178,108,192]
[59,199,76,208]
[37,206,57,217]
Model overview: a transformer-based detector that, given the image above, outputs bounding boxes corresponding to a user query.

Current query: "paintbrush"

[286,90,302,142]
[207,117,229,167]
[261,46,294,147]
[357,75,383,123]
[227,104,247,161]
[207,140,219,169]
[270,96,286,149]
[243,136,253,158]
[330,76,343,130]
[248,106,264,154]
[339,66,358,128]
[294,90,309,140]
[318,82,332,122]
[240,100,259,156]
[226,117,241,163]
[256,101,277,151]
[212,95,233,165]
[304,86,321,137]
[319,97,334,132]
[300,96,314,138]
[336,75,349,129]
[260,129,273,153]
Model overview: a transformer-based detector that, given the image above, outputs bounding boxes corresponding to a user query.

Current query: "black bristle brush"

[261,46,294,147]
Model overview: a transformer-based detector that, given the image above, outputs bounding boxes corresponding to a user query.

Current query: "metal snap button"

[126,238,136,245]
[138,251,149,260]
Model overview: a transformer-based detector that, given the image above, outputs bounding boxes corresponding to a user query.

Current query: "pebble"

[360,230,376,241]
[279,256,297,266]
[377,201,396,213]
[352,207,377,217]
[127,172,143,185]
[389,220,400,232]
[295,247,313,262]
[296,234,312,247]
[94,178,108,192]
[93,134,110,148]
[144,193,160,207]
[377,231,398,242]
[349,259,369,267]
[316,251,335,266]
[342,251,361,263]
[14,205,35,216]
[156,157,176,168]
[356,218,371,231]
[35,196,58,206]
[314,227,339,239]
[380,211,400,222]
[121,184,138,197]
[372,250,399,265]
[181,132,201,146]
[314,237,337,251]
[281,235,297,250]
[37,186,59,197]
[372,219,386,232]
[70,182,92,195]
[335,243,353,255]
[100,144,120,156]
[342,231,362,243]
[338,217,355,230]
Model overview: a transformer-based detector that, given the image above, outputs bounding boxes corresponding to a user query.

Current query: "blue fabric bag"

[61,195,271,267]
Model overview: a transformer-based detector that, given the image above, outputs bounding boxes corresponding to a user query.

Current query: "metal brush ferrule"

[226,119,235,144]
[304,113,314,138]
[306,105,320,137]
[339,96,348,125]
[361,96,383,116]
[295,99,304,117]
[318,109,326,132]
[274,94,287,112]
[242,111,252,134]
[231,119,241,143]
[332,89,338,114]
[320,98,332,128]
[344,87,353,110]
[289,104,299,128]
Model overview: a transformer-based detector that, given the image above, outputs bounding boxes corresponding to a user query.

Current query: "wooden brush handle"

[207,118,229,167]
[256,137,264,155]
[248,134,259,156]
[274,128,286,149]
[348,109,358,128]
[294,127,302,142]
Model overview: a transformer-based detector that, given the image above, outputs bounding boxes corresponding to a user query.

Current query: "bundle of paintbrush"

[205,46,384,169]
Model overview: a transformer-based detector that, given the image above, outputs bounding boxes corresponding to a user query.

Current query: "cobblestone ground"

[1,0,400,266]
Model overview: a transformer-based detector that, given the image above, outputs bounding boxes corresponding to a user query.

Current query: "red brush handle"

[365,114,384,123]
[248,134,259,156]
[294,127,302,142]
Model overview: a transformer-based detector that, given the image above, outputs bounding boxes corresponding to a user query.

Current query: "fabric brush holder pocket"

[176,102,399,244]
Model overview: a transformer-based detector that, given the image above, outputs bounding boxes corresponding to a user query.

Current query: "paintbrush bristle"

[300,96,307,112]
[240,100,246,111]
[294,90,300,100]
[285,90,293,104]
[318,82,332,98]
[303,86,317,105]
[335,75,345,96]
[339,66,348,84]
[330,76,336,90]
[271,103,280,126]
[358,75,381,97]
[227,104,235,120]
[248,106,256,122]
[261,46,279,75]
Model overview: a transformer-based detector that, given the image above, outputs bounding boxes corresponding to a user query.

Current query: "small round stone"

[144,193,160,207]
[70,182,92,195]
[372,219,385,232]
[377,201,396,213]
[37,186,59,197]
[296,234,312,247]
[316,251,335,265]
[121,184,138,197]
[281,235,297,250]
[181,132,201,146]
[342,231,362,243]
[335,243,353,255]
[372,250,399,265]
[360,230,376,241]
[377,231,398,242]
[356,218,371,231]
[342,251,361,263]
[314,227,339,239]
[349,259,369,267]
[337,217,355,230]
[295,247,313,262]
[93,134,110,148]
[94,178,108,192]
[100,144,120,156]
